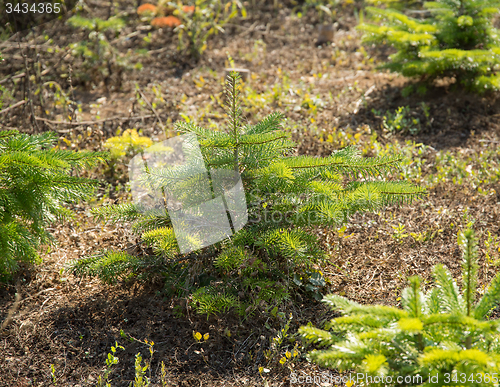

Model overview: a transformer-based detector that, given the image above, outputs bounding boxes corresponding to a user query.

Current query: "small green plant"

[0,84,6,111]
[102,128,153,182]
[292,269,328,301]
[410,226,443,243]
[104,129,153,160]
[132,352,150,387]
[264,313,300,367]
[50,364,57,385]
[420,102,431,125]
[97,342,124,387]
[358,0,500,92]
[170,0,246,60]
[377,106,421,135]
[92,340,171,387]
[300,227,500,386]
[114,332,156,386]
[160,361,168,387]
[371,138,500,195]
[243,39,266,63]
[0,130,107,281]
[391,223,409,243]
[484,231,500,266]
[66,15,139,89]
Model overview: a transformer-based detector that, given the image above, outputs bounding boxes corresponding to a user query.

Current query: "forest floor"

[1,1,500,386]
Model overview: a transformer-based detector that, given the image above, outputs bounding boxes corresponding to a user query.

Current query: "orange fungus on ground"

[151,16,182,28]
[182,5,195,13]
[137,3,157,15]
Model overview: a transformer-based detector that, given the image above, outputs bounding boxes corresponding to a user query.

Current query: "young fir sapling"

[69,72,425,317]
[358,0,500,92]
[300,227,500,386]
[0,130,107,281]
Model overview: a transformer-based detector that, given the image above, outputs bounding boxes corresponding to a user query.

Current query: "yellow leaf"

[193,331,202,341]
[180,113,191,123]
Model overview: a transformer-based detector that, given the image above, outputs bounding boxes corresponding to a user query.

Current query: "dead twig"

[0,72,27,85]
[0,100,27,115]
[0,281,21,332]
[353,84,376,115]
[239,21,259,37]
[34,114,156,127]
[18,287,56,305]
[18,35,40,133]
[0,31,20,48]
[137,87,165,132]
[147,47,170,55]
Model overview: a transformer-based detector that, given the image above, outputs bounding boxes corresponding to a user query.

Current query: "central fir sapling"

[69,73,426,317]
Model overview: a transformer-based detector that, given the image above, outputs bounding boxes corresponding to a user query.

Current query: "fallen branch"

[18,287,56,305]
[137,87,165,131]
[239,21,259,37]
[0,282,21,332]
[353,84,376,114]
[0,100,26,115]
[35,114,156,126]
[0,72,27,85]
